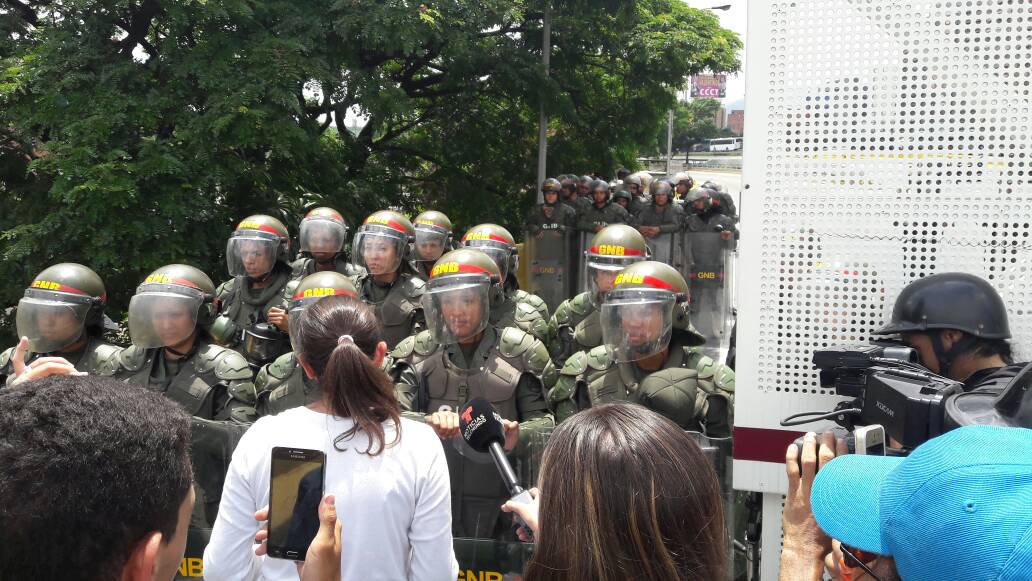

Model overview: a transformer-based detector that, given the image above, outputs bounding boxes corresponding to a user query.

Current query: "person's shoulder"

[397,418,446,459]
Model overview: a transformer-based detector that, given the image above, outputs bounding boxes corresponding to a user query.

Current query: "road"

[687,169,742,195]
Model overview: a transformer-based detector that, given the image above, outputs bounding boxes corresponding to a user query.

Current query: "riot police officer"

[549,261,735,437]
[686,189,736,234]
[290,206,365,280]
[873,272,1024,391]
[525,178,576,235]
[701,180,738,220]
[389,248,555,539]
[351,210,426,348]
[612,189,633,211]
[551,225,649,367]
[255,271,360,416]
[560,175,589,212]
[576,179,631,234]
[0,263,121,384]
[636,181,683,236]
[411,210,454,280]
[622,173,646,215]
[108,264,257,423]
[213,214,294,366]
[673,171,695,202]
[460,223,551,322]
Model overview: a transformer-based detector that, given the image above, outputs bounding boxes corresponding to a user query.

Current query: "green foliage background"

[0,0,740,343]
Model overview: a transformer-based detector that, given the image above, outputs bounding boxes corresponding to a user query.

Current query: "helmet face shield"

[414,226,450,264]
[462,240,511,282]
[299,219,347,256]
[128,289,202,349]
[422,275,490,344]
[227,231,279,278]
[352,225,407,275]
[601,289,675,362]
[586,255,642,305]
[16,292,91,353]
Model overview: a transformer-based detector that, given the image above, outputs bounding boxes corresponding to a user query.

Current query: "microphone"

[458,398,535,538]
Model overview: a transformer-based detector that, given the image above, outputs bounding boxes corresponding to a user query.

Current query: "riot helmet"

[584,225,649,306]
[460,223,517,283]
[623,174,643,197]
[16,263,108,353]
[630,171,654,193]
[412,210,453,267]
[226,215,291,279]
[422,248,500,344]
[352,210,415,276]
[590,179,610,205]
[601,261,691,362]
[688,189,712,213]
[541,178,562,207]
[652,181,673,206]
[286,271,359,352]
[701,180,724,192]
[577,176,592,197]
[613,189,633,209]
[616,167,631,180]
[127,264,217,350]
[299,207,349,262]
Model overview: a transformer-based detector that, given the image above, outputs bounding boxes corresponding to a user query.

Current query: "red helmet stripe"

[431,263,493,279]
[292,288,358,300]
[639,274,679,292]
[589,246,644,257]
[462,233,511,244]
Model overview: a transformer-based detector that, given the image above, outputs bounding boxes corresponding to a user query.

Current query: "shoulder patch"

[586,345,613,371]
[560,350,589,376]
[118,344,149,372]
[283,279,301,302]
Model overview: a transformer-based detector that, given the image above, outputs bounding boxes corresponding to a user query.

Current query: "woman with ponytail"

[204,296,458,581]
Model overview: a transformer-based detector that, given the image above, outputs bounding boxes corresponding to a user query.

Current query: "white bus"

[706,137,743,152]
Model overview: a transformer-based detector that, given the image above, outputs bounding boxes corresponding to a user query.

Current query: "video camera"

[783,341,964,450]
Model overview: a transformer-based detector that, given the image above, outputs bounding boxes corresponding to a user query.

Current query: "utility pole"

[535,2,552,203]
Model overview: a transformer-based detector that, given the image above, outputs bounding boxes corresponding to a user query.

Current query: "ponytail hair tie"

[337,334,354,346]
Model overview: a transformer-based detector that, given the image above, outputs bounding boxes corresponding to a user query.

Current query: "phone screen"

[268,448,325,560]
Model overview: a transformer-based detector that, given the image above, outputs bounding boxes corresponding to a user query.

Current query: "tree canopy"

[0,0,740,340]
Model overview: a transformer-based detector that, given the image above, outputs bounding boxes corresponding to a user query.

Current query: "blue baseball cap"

[810,425,1032,581]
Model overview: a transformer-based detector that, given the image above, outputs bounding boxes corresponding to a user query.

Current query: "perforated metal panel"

[735,0,1032,513]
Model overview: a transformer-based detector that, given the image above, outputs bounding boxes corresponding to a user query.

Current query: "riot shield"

[177,418,249,580]
[524,228,573,314]
[683,231,734,356]
[647,232,678,267]
[573,231,595,295]
[449,423,553,577]
[685,432,735,581]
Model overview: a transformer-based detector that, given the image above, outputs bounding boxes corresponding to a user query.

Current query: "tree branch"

[3,0,38,26]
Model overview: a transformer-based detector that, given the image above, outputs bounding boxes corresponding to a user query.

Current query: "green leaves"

[0,0,739,345]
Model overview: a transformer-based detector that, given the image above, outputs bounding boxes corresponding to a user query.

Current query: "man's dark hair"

[0,375,193,581]
[967,336,1014,365]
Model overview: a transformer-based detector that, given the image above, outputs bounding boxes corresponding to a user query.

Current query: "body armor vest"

[117,341,230,418]
[358,273,425,348]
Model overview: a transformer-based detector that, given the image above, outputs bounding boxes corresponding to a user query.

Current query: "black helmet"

[874,273,1010,339]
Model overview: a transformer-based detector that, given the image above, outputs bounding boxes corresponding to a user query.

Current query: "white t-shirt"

[203,407,458,581]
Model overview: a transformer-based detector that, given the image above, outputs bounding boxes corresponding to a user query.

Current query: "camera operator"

[874,272,1024,392]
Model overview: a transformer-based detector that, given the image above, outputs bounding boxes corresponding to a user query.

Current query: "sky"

[682,0,747,111]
